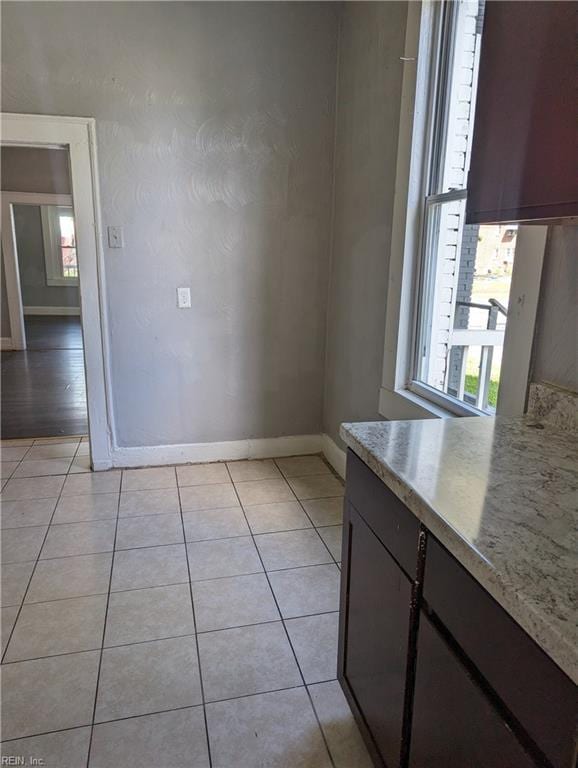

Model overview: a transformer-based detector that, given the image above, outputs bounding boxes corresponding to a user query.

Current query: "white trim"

[1,113,114,469]
[321,433,347,480]
[1,337,14,351]
[497,225,547,416]
[24,306,81,316]
[379,385,450,421]
[109,434,324,470]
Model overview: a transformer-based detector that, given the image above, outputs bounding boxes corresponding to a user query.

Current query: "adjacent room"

[1,2,576,768]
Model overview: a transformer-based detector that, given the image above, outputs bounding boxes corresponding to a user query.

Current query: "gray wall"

[2,2,338,446]
[13,205,80,309]
[1,147,71,194]
[323,2,408,445]
[532,225,578,393]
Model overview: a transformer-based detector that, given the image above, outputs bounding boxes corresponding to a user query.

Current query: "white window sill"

[46,277,79,287]
[377,384,488,422]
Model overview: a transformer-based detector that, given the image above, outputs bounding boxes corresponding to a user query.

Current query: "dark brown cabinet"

[339,450,577,768]
[340,503,412,767]
[466,1,578,224]
[409,615,536,768]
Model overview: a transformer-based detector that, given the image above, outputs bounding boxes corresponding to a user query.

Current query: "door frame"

[1,113,114,469]
[2,190,74,350]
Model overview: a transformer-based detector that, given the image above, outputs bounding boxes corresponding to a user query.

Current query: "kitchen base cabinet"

[339,503,413,768]
[409,614,536,768]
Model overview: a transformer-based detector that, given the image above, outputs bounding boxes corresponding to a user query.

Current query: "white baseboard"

[24,306,81,316]
[322,433,347,479]
[111,433,324,469]
[1,337,14,351]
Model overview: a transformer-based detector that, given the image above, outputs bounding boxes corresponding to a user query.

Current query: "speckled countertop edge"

[340,419,578,685]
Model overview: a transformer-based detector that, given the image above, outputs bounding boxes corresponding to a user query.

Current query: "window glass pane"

[433,0,484,194]
[415,201,515,413]
[58,212,78,278]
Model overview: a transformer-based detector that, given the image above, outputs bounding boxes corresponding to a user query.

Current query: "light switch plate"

[107,226,124,248]
[177,286,191,308]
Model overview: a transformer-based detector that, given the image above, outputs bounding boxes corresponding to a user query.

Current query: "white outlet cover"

[107,226,124,248]
[177,286,191,308]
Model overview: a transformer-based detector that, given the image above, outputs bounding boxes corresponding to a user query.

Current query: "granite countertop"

[340,416,578,684]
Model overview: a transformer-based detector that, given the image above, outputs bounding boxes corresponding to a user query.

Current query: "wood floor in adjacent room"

[1,316,88,439]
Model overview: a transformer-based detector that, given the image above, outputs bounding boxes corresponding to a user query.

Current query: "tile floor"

[0,438,372,768]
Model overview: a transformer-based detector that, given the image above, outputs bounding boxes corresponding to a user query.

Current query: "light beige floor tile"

[287,475,344,500]
[12,458,72,478]
[123,466,176,491]
[0,728,91,768]
[26,443,79,460]
[179,483,238,512]
[1,461,19,480]
[309,680,374,768]
[90,708,209,768]
[2,475,65,501]
[33,436,80,446]
[104,583,194,646]
[1,650,100,740]
[1,498,57,529]
[2,525,47,563]
[186,537,262,581]
[2,605,19,653]
[111,543,188,591]
[206,687,332,768]
[53,493,118,524]
[116,513,183,550]
[182,506,249,541]
[302,497,344,527]
[318,525,343,562]
[76,442,91,456]
[4,594,107,662]
[255,529,332,571]
[119,487,180,517]
[1,562,35,606]
[26,553,112,603]
[40,520,116,559]
[244,501,312,534]
[0,445,31,461]
[1,438,34,448]
[235,478,295,506]
[269,564,341,619]
[193,573,279,632]
[176,462,229,486]
[62,471,121,496]
[275,455,331,478]
[198,621,301,702]
[227,459,281,482]
[286,612,339,684]
[95,635,201,722]
[68,455,92,474]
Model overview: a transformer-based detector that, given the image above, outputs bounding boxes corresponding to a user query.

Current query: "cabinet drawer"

[345,449,420,578]
[424,536,577,768]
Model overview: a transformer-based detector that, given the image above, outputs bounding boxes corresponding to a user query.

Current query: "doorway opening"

[1,115,112,469]
[1,152,89,438]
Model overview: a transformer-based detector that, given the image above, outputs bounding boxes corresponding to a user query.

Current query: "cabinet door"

[341,503,412,768]
[409,615,537,768]
[466,1,578,224]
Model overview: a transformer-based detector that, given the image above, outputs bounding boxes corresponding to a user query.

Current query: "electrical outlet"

[107,226,124,248]
[177,286,191,308]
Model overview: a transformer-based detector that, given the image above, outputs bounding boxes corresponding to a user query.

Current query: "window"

[379,0,546,421]
[41,205,79,285]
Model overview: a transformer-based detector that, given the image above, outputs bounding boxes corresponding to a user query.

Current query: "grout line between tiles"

[175,467,213,768]
[85,468,123,768]
[223,462,338,768]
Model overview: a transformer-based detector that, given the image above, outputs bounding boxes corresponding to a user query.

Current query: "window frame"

[40,203,79,286]
[379,0,546,421]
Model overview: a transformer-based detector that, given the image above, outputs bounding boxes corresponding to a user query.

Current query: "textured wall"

[1,147,71,194]
[2,2,338,446]
[532,226,577,393]
[13,205,80,309]
[323,2,407,445]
